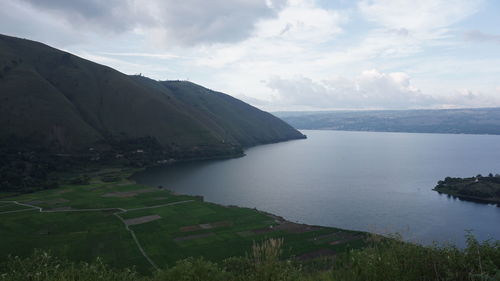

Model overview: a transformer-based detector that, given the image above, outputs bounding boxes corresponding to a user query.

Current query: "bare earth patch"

[102,188,157,198]
[124,215,162,226]
[250,222,322,235]
[199,223,212,229]
[174,233,215,242]
[153,197,169,201]
[180,225,202,232]
[180,221,233,232]
[49,206,72,211]
[274,222,323,233]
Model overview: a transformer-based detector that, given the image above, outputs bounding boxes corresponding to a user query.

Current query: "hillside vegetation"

[0,34,303,151]
[1,234,499,281]
[0,34,304,192]
[434,174,500,204]
[0,168,367,273]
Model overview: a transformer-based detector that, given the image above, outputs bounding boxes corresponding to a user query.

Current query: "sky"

[1,0,499,111]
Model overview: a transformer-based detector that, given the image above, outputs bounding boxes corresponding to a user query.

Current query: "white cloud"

[15,0,287,46]
[267,70,435,109]
[265,70,500,110]
[332,0,485,63]
[440,89,500,108]
[195,0,345,68]
[0,0,82,46]
[358,0,482,33]
[254,0,345,43]
[464,30,500,44]
[2,0,497,111]
[76,52,176,77]
[19,0,137,33]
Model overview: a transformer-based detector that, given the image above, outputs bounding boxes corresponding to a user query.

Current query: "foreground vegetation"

[434,174,500,204]
[2,168,499,280]
[0,168,366,273]
[1,234,499,281]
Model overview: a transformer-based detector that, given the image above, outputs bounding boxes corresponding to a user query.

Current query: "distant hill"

[275,108,500,135]
[0,34,304,153]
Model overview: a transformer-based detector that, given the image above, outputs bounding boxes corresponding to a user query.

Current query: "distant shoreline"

[299,128,500,136]
[276,107,500,136]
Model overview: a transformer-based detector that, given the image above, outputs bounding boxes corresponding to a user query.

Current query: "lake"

[133,130,500,247]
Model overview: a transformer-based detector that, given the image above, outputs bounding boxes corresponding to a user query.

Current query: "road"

[0,199,195,270]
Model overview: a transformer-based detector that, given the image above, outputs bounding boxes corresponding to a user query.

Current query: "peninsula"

[434,174,500,204]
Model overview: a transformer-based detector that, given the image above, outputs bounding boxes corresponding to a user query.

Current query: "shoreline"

[434,188,500,206]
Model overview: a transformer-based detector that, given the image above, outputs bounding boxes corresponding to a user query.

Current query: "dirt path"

[0,199,195,270]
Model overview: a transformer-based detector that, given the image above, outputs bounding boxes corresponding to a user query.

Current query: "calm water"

[133,130,500,247]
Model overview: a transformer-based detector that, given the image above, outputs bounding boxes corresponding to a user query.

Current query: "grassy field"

[0,168,367,273]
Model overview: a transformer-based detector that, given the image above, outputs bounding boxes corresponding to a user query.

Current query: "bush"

[1,235,499,281]
[0,251,140,281]
[152,257,228,281]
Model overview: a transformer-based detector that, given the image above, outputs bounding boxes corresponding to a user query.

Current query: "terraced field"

[0,168,367,273]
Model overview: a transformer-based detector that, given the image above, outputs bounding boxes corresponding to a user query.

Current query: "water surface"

[133,130,500,247]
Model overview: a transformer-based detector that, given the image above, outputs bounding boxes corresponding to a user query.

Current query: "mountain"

[275,108,500,135]
[0,34,304,155]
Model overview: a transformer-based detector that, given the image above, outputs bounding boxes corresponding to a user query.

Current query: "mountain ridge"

[0,33,304,191]
[0,33,305,154]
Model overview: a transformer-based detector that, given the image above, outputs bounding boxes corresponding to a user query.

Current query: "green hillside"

[0,34,304,152]
[160,80,304,147]
[0,34,304,192]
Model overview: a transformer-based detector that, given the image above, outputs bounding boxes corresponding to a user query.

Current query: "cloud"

[19,0,135,33]
[2,0,496,111]
[358,0,482,33]
[266,70,500,109]
[253,0,345,43]
[143,0,287,46]
[0,0,81,46]
[267,70,436,109]
[348,0,482,60]
[195,0,346,68]
[440,89,500,108]
[15,0,287,46]
[464,30,500,44]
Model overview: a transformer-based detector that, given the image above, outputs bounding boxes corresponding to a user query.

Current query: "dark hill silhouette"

[0,34,304,154]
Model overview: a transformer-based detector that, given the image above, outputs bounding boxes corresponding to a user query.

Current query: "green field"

[0,168,367,273]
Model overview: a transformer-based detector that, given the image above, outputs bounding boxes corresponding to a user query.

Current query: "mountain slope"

[0,34,304,155]
[159,80,304,147]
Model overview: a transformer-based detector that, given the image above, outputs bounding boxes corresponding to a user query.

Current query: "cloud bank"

[15,0,287,46]
[1,0,499,111]
[464,30,500,44]
[267,70,435,109]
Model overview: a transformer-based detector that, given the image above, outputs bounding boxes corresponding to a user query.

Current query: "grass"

[1,235,499,281]
[0,168,367,274]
